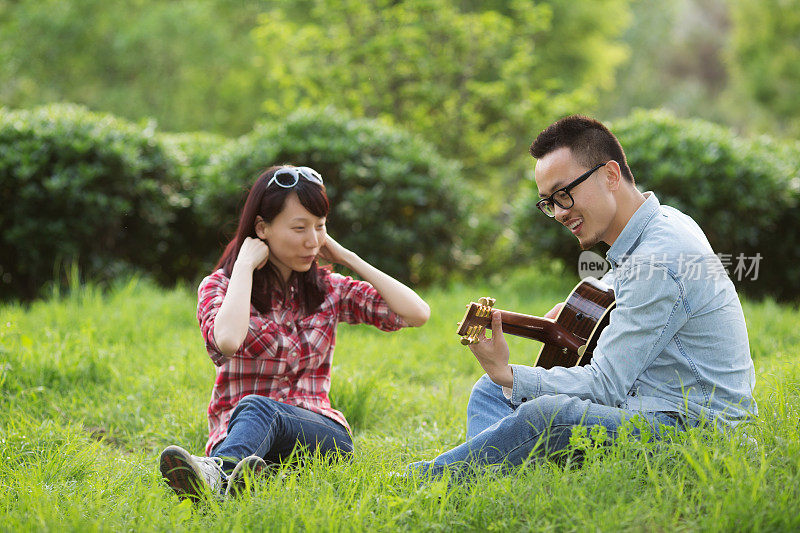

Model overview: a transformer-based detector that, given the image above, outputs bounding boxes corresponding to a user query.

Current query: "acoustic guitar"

[456,277,615,369]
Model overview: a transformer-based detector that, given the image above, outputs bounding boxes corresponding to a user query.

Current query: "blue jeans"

[210,394,353,473]
[408,375,696,479]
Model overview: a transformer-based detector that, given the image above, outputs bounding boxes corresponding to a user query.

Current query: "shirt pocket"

[233,316,281,360]
[295,310,336,363]
[297,309,336,332]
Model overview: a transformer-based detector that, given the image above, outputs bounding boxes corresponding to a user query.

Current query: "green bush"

[202,107,468,284]
[158,130,232,279]
[0,104,466,300]
[0,104,183,299]
[512,109,800,300]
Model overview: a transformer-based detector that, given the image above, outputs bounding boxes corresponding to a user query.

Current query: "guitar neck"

[495,310,585,353]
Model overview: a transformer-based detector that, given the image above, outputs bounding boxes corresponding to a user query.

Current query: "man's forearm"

[487,364,514,388]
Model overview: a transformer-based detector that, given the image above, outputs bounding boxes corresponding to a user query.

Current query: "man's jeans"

[210,394,353,473]
[408,375,696,479]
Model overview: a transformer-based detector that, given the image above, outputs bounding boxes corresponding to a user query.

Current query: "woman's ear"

[254,216,270,240]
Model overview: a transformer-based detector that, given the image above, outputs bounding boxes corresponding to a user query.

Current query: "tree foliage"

[253,0,630,189]
[597,0,731,123]
[0,0,265,135]
[729,0,800,135]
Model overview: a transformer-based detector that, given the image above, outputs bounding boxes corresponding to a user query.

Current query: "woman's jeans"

[210,394,353,473]
[408,375,696,479]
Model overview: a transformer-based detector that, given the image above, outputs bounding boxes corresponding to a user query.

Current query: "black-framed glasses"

[267,166,324,189]
[535,162,608,217]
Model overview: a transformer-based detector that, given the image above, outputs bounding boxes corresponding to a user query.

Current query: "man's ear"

[254,216,270,240]
[604,160,622,192]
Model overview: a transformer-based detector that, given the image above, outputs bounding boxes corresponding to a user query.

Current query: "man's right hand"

[237,236,270,271]
[544,302,564,319]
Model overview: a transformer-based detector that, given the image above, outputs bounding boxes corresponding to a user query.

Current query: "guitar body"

[534,277,615,369]
[457,277,615,369]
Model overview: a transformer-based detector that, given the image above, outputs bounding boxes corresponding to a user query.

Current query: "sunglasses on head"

[267,166,324,189]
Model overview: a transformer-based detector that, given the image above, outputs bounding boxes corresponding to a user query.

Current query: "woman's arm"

[213,237,270,356]
[319,235,430,327]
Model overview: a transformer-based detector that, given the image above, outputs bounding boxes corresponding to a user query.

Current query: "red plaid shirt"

[197,268,406,455]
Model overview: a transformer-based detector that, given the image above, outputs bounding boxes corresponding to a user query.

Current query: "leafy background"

[2,2,800,530]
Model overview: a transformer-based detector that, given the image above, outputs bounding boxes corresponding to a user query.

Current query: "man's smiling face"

[534,146,617,250]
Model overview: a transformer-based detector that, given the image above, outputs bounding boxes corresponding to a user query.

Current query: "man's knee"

[471,374,499,397]
[516,394,585,427]
[467,374,501,410]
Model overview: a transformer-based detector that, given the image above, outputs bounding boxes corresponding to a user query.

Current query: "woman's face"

[256,192,327,281]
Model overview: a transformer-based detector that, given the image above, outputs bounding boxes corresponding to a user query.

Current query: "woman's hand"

[215,237,268,358]
[318,234,353,267]
[324,235,430,327]
[236,236,270,272]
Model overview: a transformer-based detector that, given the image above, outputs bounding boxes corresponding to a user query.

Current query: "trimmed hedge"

[5,104,797,300]
[201,107,468,285]
[158,130,232,280]
[0,104,194,299]
[512,109,800,300]
[0,104,467,300]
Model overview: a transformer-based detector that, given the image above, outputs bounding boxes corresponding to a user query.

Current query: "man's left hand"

[468,310,513,388]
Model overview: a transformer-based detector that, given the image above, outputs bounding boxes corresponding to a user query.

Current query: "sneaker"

[225,455,267,498]
[160,445,225,500]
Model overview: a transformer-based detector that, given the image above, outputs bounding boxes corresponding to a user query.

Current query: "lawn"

[1,267,799,531]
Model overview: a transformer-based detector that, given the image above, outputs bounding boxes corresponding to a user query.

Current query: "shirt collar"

[269,278,298,306]
[606,191,660,266]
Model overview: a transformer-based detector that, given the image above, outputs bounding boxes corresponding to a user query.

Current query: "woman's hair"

[215,166,331,315]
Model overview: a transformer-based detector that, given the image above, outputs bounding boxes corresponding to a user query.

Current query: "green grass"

[1,267,799,531]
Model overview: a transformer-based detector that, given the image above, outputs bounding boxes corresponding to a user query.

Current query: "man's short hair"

[529,115,634,183]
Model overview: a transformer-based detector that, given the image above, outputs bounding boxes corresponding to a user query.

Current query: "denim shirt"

[510,192,757,426]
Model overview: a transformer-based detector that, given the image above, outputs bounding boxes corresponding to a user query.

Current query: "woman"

[159,165,430,499]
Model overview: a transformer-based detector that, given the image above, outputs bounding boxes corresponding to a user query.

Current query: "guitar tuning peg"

[487,297,496,307]
[478,297,487,306]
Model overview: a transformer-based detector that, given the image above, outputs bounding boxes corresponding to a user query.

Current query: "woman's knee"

[231,394,281,420]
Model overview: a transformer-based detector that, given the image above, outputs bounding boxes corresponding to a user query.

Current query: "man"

[408,115,757,479]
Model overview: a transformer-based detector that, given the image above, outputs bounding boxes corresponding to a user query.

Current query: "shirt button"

[284,321,292,328]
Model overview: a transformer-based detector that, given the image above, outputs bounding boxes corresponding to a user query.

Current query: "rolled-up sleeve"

[509,262,688,407]
[331,273,407,331]
[197,273,230,366]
